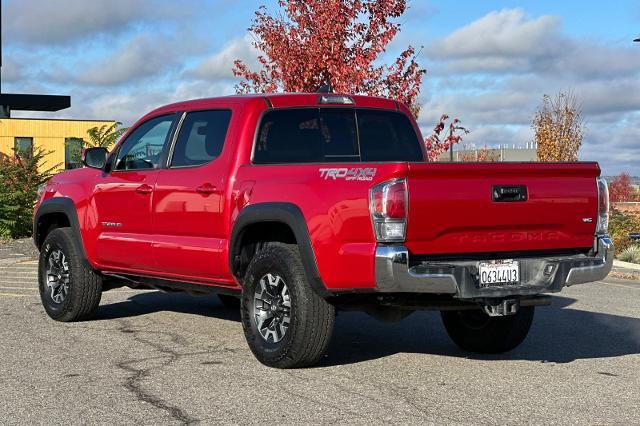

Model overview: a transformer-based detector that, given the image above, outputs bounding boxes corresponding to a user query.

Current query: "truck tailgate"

[405,162,600,255]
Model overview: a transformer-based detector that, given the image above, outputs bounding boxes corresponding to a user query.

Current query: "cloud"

[1,58,22,82]
[421,8,640,174]
[3,0,188,45]
[428,8,640,80]
[71,34,201,86]
[188,35,260,80]
[64,80,236,125]
[428,9,563,73]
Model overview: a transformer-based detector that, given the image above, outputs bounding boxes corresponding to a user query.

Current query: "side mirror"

[82,147,108,169]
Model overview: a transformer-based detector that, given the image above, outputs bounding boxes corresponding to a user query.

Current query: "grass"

[618,245,640,264]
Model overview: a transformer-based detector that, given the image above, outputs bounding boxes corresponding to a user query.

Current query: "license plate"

[479,260,519,287]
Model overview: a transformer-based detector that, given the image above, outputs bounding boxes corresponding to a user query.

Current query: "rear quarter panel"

[233,163,407,290]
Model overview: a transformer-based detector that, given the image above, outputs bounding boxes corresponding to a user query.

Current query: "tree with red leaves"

[609,172,637,203]
[233,0,426,116]
[425,115,470,161]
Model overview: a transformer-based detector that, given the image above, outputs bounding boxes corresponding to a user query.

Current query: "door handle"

[196,183,217,195]
[135,184,153,195]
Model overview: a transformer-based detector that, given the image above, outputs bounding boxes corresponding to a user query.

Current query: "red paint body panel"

[405,162,599,255]
[34,93,602,293]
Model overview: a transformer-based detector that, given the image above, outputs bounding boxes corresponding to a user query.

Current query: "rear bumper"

[374,236,613,299]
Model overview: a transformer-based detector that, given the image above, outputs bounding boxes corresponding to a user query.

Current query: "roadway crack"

[113,319,231,425]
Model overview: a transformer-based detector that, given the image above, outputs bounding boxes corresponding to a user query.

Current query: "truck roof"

[148,93,402,117]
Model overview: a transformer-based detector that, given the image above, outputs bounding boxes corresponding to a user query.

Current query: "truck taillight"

[370,179,407,242]
[596,177,609,234]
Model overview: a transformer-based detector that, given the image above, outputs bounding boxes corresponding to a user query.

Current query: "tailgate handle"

[492,185,527,202]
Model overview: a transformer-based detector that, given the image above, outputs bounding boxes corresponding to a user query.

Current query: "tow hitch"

[481,298,520,317]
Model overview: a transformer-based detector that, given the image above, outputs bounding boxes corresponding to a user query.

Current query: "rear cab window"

[253,108,423,164]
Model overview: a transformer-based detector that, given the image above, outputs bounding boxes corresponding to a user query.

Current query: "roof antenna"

[317,84,333,93]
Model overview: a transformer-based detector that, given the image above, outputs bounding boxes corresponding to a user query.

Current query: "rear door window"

[171,110,232,168]
[253,108,423,164]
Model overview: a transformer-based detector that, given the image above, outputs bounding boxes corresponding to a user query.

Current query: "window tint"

[171,110,231,167]
[357,110,423,162]
[115,115,174,171]
[253,108,423,164]
[255,109,322,163]
[14,137,33,160]
[65,137,84,169]
[320,109,359,160]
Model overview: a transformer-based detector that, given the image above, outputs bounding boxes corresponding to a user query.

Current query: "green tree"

[86,122,128,149]
[0,149,58,238]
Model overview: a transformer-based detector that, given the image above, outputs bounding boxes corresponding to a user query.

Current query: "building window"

[65,138,85,170]
[14,137,33,160]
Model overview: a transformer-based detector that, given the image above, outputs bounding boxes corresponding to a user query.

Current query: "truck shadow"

[95,292,640,366]
[325,295,640,366]
[95,291,242,323]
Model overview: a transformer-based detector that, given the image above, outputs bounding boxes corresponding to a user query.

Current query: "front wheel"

[38,228,102,322]
[241,243,335,368]
[441,306,534,353]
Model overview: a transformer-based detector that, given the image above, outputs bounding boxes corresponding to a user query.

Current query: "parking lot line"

[601,281,640,290]
[0,286,35,291]
[0,292,33,298]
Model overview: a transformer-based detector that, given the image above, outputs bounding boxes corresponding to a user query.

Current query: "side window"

[171,110,232,168]
[114,115,175,171]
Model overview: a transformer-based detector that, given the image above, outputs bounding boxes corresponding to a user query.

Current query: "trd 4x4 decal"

[319,168,377,181]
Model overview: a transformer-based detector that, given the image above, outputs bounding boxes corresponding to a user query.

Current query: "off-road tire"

[217,294,240,309]
[241,243,335,368]
[441,306,534,353]
[38,228,102,322]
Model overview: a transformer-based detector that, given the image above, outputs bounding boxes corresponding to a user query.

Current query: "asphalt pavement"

[0,251,638,425]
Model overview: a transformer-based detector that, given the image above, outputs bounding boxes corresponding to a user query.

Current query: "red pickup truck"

[33,93,613,368]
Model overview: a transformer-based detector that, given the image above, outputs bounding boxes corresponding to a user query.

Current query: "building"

[437,144,538,162]
[0,117,116,172]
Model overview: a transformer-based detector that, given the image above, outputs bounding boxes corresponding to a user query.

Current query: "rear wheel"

[441,306,534,353]
[241,243,335,368]
[38,228,102,322]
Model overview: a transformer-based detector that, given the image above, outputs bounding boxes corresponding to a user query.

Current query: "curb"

[613,259,640,271]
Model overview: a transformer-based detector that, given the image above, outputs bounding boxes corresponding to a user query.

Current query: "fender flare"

[229,202,331,298]
[33,197,86,259]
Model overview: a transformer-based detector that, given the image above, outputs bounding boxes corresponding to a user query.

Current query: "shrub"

[0,149,57,239]
[608,208,640,255]
[618,245,640,264]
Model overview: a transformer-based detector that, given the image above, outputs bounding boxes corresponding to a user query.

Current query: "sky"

[1,0,639,175]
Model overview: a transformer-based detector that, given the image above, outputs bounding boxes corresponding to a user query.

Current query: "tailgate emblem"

[582,218,593,223]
